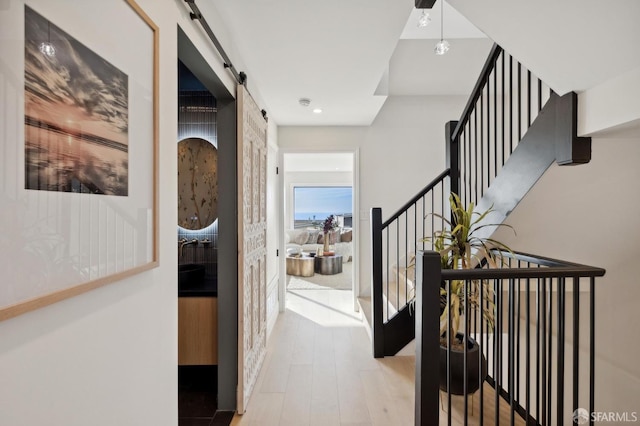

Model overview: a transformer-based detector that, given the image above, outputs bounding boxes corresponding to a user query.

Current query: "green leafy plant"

[426,193,515,342]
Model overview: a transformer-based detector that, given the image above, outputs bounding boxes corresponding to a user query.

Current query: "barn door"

[236,84,268,414]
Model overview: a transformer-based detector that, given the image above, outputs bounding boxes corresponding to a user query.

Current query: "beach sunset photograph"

[24,5,129,196]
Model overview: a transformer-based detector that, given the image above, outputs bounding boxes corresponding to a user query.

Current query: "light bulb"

[434,39,450,55]
[417,11,431,28]
[39,42,55,57]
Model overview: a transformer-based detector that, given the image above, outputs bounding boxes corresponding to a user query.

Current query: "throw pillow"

[340,230,352,242]
[329,229,339,244]
[293,231,309,245]
[306,230,320,244]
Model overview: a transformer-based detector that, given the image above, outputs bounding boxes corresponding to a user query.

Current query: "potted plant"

[427,193,514,395]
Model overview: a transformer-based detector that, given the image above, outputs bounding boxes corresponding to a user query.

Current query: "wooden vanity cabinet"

[178,297,218,365]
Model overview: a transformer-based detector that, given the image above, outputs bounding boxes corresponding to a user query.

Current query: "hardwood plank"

[231,288,529,426]
[280,364,313,426]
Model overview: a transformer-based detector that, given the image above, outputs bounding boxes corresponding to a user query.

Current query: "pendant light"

[417,10,431,28]
[434,0,450,55]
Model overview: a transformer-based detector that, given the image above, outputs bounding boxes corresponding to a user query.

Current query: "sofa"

[285,228,353,262]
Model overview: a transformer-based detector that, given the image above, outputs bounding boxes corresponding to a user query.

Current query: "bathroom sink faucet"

[179,238,198,257]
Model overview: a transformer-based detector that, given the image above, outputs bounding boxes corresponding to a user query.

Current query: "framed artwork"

[0,0,159,321]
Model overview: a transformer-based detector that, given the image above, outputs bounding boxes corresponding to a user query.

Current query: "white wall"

[279,95,467,297]
[491,137,640,415]
[0,0,277,424]
[578,66,640,137]
[266,129,280,336]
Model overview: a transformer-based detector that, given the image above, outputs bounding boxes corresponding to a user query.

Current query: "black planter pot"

[439,334,488,395]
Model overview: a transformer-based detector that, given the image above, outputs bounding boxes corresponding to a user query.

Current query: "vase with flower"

[322,215,338,255]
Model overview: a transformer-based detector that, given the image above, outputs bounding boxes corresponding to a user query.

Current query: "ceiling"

[448,0,640,97]
[210,0,490,126]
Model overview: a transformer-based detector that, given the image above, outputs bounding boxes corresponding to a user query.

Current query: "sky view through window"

[294,186,352,220]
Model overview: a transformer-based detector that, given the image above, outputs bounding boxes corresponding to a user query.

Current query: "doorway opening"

[177,25,237,424]
[281,152,359,313]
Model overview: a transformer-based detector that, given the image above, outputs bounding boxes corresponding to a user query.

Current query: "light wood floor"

[231,288,525,426]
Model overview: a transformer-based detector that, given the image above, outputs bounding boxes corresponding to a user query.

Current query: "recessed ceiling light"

[313,108,323,114]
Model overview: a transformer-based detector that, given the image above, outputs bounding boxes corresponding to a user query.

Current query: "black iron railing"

[370,170,450,357]
[415,250,605,426]
[449,44,552,207]
[370,44,553,359]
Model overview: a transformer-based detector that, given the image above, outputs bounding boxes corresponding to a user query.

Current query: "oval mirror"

[178,137,218,230]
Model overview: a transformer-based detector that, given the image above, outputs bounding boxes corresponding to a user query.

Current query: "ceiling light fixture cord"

[440,0,443,41]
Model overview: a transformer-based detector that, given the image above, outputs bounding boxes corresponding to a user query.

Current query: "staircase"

[369,44,606,425]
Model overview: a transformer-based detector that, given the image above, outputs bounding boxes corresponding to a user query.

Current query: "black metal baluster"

[494,278,501,425]
[462,124,466,205]
[421,196,425,251]
[517,62,522,142]
[479,277,485,426]
[536,278,541,422]
[405,213,408,307]
[573,277,580,422]
[547,279,553,425]
[508,278,515,426]
[474,106,478,204]
[541,278,547,426]
[516,265,521,405]
[467,122,471,205]
[557,277,566,426]
[464,279,469,425]
[490,70,495,189]
[509,55,513,154]
[480,93,484,199]
[589,277,595,426]
[493,60,498,185]
[501,51,505,168]
[431,191,435,250]
[396,221,400,311]
[385,227,389,322]
[447,279,453,425]
[537,77,543,112]
[526,277,531,422]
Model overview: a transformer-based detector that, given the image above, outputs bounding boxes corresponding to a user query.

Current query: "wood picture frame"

[0,0,159,321]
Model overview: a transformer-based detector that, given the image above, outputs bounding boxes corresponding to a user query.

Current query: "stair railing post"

[371,207,385,358]
[446,120,460,198]
[415,250,442,426]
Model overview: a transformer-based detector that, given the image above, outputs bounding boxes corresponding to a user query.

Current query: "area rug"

[286,261,352,290]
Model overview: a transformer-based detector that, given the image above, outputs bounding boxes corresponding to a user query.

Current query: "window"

[293,186,352,229]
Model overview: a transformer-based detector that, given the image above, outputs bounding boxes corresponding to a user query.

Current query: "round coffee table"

[286,256,315,277]
[314,254,343,275]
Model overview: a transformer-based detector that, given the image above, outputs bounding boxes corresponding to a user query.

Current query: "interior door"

[236,84,268,414]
